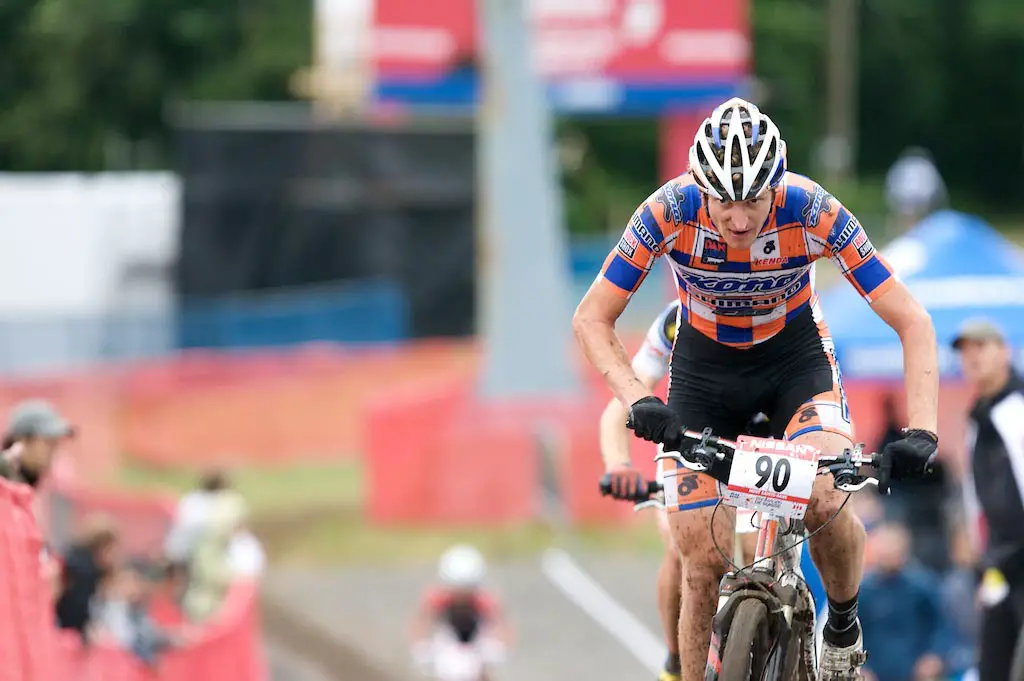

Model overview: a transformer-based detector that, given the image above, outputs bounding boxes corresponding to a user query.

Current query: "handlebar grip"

[599,474,661,500]
[876,450,893,495]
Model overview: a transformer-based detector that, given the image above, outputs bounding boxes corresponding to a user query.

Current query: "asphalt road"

[263,550,667,681]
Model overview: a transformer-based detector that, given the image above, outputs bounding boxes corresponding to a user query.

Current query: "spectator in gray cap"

[0,398,74,488]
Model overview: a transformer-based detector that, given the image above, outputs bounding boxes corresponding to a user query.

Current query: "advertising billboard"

[369,0,749,114]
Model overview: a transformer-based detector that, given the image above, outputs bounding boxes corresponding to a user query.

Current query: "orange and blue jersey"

[599,172,897,349]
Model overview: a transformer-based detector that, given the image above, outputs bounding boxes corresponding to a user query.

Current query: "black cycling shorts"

[666,304,853,482]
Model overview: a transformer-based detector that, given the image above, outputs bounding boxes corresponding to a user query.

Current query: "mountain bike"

[601,427,889,681]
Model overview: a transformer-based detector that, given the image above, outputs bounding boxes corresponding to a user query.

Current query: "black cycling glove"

[627,396,684,451]
[602,466,648,501]
[882,428,938,480]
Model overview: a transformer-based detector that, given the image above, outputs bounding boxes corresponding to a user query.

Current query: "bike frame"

[637,429,880,681]
[710,510,819,681]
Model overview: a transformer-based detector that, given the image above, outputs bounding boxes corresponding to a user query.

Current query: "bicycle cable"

[706,486,852,680]
[710,482,853,580]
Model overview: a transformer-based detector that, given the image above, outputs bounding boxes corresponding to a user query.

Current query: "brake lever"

[633,498,666,513]
[654,449,710,472]
[834,476,879,493]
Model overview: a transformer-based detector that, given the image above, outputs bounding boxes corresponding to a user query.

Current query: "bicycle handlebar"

[598,477,663,499]
[655,426,892,495]
[598,426,893,513]
[597,474,665,512]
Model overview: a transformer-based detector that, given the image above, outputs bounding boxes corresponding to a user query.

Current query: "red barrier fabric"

[0,341,978,528]
[365,371,977,525]
[0,476,265,681]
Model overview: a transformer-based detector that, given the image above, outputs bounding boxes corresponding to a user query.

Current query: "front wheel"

[719,599,772,681]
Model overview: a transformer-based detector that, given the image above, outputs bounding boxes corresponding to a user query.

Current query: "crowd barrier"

[0,341,481,478]
[365,369,976,525]
[0,473,266,681]
[51,580,265,681]
[0,340,979,526]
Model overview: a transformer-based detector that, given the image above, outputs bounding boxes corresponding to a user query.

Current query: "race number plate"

[723,436,820,519]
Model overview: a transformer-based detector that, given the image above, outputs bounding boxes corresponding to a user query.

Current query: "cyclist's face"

[707,191,773,249]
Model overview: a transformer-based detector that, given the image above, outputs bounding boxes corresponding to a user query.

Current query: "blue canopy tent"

[820,210,1024,379]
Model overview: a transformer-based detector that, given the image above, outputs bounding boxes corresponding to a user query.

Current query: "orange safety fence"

[0,341,483,477]
[0,477,267,681]
[365,373,978,525]
[50,580,265,681]
[0,340,980,527]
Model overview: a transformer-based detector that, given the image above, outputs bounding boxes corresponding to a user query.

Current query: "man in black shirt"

[955,317,1024,680]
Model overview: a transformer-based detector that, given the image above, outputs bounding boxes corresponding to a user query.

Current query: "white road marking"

[540,548,665,676]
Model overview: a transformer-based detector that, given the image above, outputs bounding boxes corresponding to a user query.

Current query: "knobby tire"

[719,599,771,681]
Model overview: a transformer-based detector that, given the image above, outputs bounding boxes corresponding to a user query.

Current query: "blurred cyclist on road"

[410,544,510,681]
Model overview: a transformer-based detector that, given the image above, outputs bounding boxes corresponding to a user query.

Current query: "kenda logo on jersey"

[682,270,803,293]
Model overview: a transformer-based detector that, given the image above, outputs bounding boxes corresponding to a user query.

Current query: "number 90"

[755,455,791,492]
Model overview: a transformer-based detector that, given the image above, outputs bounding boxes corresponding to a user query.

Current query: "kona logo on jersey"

[801,185,834,228]
[853,229,873,258]
[618,231,639,258]
[655,185,687,226]
[683,270,802,294]
[829,216,862,256]
[631,214,660,253]
[693,280,805,315]
[700,238,727,264]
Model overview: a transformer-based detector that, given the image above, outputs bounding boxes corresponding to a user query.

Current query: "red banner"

[372,0,749,79]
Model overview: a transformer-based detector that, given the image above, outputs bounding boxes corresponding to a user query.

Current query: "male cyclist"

[574,98,939,681]
[600,299,764,681]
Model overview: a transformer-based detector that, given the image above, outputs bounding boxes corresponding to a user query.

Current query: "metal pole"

[825,0,858,185]
[476,0,580,400]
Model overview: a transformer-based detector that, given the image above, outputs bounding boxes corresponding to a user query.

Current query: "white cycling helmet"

[689,97,787,202]
[438,544,486,588]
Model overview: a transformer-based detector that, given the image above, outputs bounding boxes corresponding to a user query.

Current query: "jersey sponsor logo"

[631,214,660,253]
[618,231,639,258]
[655,185,687,226]
[853,229,873,258]
[801,185,834,229]
[683,270,803,294]
[700,238,727,264]
[752,236,788,266]
[692,279,805,315]
[829,216,862,256]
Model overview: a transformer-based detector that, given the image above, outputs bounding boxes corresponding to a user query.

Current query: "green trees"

[574,0,1024,231]
[0,0,309,170]
[0,0,1019,215]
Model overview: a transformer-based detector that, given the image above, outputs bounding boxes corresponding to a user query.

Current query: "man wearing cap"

[953,317,1024,680]
[0,399,74,488]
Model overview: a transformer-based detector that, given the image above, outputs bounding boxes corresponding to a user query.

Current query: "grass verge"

[113,458,664,568]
